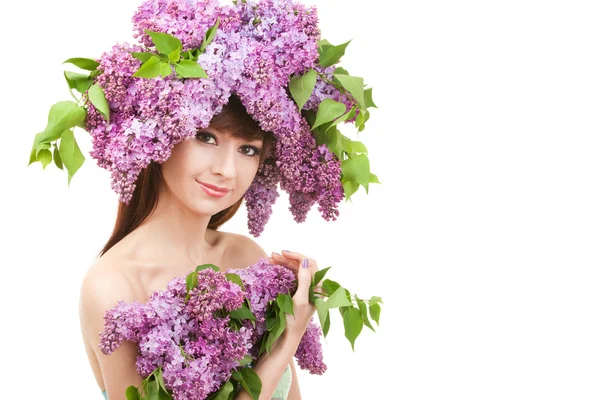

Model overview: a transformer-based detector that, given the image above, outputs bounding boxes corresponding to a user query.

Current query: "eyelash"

[195,132,261,157]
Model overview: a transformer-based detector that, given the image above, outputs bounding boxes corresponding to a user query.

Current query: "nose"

[211,145,238,180]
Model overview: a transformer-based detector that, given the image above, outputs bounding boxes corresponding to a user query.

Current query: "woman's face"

[159,126,264,216]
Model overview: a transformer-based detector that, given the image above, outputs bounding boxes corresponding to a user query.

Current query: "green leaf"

[321,279,341,296]
[334,66,349,75]
[339,305,350,318]
[318,40,351,67]
[131,52,153,63]
[53,145,64,169]
[364,88,377,108]
[186,271,198,293]
[64,71,93,95]
[333,74,365,109]
[196,264,220,272]
[274,308,287,338]
[370,296,383,304]
[276,293,294,316]
[88,83,110,122]
[266,312,277,331]
[311,99,346,130]
[133,55,162,78]
[342,179,360,200]
[314,297,331,337]
[146,378,160,400]
[28,133,43,165]
[341,154,371,193]
[328,106,356,130]
[230,303,256,323]
[311,266,331,287]
[63,57,99,71]
[155,368,167,394]
[313,126,343,161]
[264,325,278,353]
[201,17,221,52]
[160,62,173,78]
[354,109,370,132]
[37,149,52,169]
[369,302,381,325]
[174,60,208,78]
[323,308,331,337]
[35,101,86,146]
[58,129,85,185]
[146,30,182,55]
[212,381,234,400]
[125,385,141,400]
[238,354,253,367]
[318,39,332,48]
[361,109,371,127]
[343,307,363,351]
[168,47,180,63]
[289,69,317,111]
[225,273,245,290]
[228,317,242,331]
[35,142,51,158]
[356,297,375,332]
[239,368,262,400]
[182,50,192,60]
[369,173,380,184]
[322,286,352,310]
[158,387,170,400]
[341,137,368,155]
[265,308,287,353]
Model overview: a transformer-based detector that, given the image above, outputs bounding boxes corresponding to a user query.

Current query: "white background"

[1,0,599,399]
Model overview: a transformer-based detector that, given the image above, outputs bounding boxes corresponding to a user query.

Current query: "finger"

[294,258,316,305]
[269,253,300,272]
[280,250,309,263]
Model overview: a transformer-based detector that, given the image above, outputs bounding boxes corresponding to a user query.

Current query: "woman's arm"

[235,330,302,400]
[286,360,301,400]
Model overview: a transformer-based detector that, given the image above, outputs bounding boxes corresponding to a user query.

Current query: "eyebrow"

[202,128,264,144]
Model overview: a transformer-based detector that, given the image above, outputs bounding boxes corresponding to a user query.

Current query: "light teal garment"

[100,364,291,399]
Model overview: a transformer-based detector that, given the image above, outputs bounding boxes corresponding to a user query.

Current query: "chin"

[189,196,238,217]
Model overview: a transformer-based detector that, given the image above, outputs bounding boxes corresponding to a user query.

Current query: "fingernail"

[282,250,291,253]
[272,252,281,257]
[302,259,309,268]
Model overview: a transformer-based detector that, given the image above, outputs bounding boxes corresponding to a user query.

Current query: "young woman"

[26,0,375,398]
[78,95,322,400]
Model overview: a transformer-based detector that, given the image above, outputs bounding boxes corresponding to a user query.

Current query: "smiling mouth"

[196,180,229,198]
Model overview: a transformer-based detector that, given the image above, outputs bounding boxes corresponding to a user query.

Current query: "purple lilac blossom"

[99,258,326,400]
[83,0,352,236]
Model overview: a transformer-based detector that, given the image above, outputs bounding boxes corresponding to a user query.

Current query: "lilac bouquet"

[99,258,382,400]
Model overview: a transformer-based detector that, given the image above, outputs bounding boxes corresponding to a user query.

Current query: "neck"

[140,186,216,262]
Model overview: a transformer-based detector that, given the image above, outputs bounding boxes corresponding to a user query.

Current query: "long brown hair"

[97,94,274,258]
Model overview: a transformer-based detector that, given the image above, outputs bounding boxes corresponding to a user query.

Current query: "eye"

[196,131,217,144]
[240,145,261,157]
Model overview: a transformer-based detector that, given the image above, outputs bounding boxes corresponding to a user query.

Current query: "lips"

[196,180,230,198]
[198,181,229,193]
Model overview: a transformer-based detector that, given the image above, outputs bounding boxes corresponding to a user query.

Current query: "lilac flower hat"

[29,0,378,236]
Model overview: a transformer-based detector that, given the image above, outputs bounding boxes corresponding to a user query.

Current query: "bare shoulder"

[78,256,146,396]
[79,256,135,346]
[220,231,269,269]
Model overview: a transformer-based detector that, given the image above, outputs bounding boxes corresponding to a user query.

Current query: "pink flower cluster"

[99,258,326,400]
[84,0,347,236]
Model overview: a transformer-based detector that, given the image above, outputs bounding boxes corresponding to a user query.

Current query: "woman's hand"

[267,250,323,340]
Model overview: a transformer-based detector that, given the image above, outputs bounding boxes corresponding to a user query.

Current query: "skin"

[79,127,319,400]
